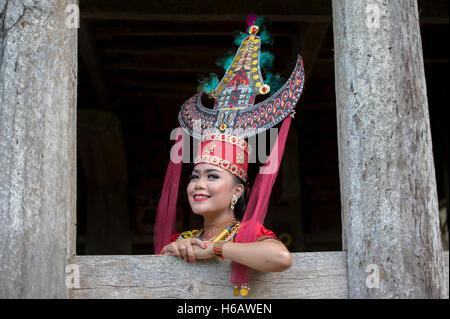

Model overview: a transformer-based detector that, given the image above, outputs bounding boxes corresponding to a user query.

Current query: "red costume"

[168,221,277,244]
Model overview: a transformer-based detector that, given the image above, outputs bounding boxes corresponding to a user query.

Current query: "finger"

[160,245,170,255]
[192,238,207,249]
[180,239,195,262]
[169,244,182,259]
[165,247,177,256]
[185,242,196,263]
[182,241,195,263]
[178,244,189,261]
[161,247,169,255]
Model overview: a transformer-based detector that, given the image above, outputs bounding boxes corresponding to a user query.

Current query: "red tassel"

[154,127,184,254]
[231,116,292,286]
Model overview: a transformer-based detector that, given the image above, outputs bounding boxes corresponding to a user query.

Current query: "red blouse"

[169,221,277,243]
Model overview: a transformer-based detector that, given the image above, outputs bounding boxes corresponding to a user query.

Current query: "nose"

[194,176,206,190]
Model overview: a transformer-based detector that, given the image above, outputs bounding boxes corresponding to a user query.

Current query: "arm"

[194,239,292,272]
[222,239,292,272]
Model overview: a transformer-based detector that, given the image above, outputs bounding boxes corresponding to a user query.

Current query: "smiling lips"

[193,194,211,201]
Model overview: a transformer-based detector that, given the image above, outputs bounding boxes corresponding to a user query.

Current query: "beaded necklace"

[175,220,241,242]
[202,218,236,240]
[201,219,241,242]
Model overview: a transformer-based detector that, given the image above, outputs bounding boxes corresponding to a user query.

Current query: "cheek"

[208,181,232,201]
[187,182,194,195]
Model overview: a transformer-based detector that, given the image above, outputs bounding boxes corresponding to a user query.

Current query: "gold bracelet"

[213,240,226,259]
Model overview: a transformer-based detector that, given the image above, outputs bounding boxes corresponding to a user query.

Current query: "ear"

[233,183,245,198]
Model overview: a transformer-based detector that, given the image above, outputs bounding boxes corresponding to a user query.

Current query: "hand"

[192,241,215,260]
[161,238,207,263]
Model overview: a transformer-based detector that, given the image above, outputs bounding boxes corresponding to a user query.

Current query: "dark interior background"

[76,0,449,255]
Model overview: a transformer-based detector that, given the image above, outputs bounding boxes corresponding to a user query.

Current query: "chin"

[189,201,222,217]
[189,201,210,216]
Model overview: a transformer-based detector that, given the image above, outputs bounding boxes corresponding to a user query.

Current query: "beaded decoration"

[175,220,241,242]
[178,22,304,140]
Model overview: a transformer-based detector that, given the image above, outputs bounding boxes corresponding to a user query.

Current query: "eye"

[188,174,198,181]
[208,174,219,179]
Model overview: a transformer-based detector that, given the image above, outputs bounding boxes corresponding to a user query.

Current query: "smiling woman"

[160,162,293,296]
[163,162,292,264]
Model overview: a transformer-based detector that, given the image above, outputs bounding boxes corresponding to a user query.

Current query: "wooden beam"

[332,0,448,298]
[105,64,219,74]
[71,252,349,298]
[93,30,297,39]
[70,251,448,298]
[81,12,448,25]
[81,13,333,23]
[419,17,449,24]
[315,57,450,64]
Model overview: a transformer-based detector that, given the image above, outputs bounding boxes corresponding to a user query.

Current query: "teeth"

[195,195,209,199]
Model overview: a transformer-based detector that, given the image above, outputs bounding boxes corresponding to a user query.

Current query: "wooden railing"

[70,251,449,299]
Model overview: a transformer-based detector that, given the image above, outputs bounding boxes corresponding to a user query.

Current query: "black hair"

[232,175,248,220]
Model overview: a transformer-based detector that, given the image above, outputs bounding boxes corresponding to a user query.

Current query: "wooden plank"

[332,0,448,298]
[445,251,449,294]
[71,252,349,299]
[0,0,77,298]
[81,13,332,23]
[93,30,296,39]
[80,12,448,25]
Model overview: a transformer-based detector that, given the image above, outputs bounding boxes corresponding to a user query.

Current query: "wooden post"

[332,0,448,298]
[0,0,77,298]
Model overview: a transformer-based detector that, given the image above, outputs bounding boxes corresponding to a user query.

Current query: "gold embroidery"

[178,229,201,240]
[237,151,245,164]
[204,142,216,154]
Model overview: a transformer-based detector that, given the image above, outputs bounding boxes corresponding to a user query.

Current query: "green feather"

[260,30,273,45]
[259,51,275,71]
[255,16,270,27]
[233,31,249,47]
[197,73,219,94]
[215,50,234,71]
[264,72,285,96]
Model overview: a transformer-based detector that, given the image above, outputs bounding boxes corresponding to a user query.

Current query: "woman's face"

[187,163,240,217]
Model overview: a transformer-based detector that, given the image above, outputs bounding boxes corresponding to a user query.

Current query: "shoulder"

[169,229,202,243]
[238,221,277,241]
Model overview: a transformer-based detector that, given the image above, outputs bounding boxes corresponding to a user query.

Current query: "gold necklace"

[202,218,236,240]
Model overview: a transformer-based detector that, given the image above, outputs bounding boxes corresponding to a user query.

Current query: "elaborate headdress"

[154,14,305,295]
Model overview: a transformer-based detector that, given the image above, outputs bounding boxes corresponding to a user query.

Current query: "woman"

[154,14,304,296]
[160,162,292,273]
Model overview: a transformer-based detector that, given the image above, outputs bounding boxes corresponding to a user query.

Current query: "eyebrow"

[192,168,221,174]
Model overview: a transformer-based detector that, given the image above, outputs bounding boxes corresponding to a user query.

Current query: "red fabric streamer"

[154,127,184,254]
[231,116,292,286]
